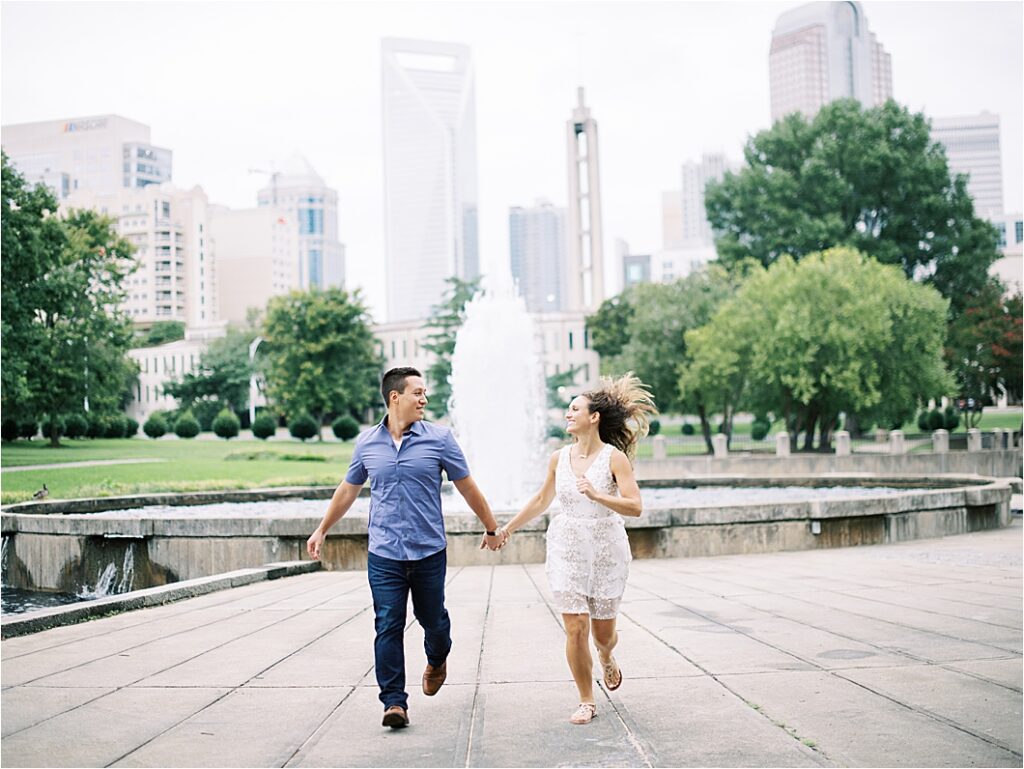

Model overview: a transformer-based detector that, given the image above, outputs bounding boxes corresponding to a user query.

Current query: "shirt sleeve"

[441,429,470,482]
[344,438,369,485]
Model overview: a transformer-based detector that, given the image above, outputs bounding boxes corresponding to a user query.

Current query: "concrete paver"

[2,521,1021,767]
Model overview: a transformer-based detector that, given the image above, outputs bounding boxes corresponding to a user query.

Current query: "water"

[2,540,137,614]
[77,486,910,519]
[448,284,547,509]
[2,587,84,615]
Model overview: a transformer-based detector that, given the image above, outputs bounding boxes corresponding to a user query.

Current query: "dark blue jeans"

[367,548,451,711]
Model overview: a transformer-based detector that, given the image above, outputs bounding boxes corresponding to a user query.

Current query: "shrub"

[647,419,661,437]
[174,411,201,439]
[1,419,19,442]
[332,415,360,442]
[124,417,140,438]
[64,413,89,439]
[18,419,38,439]
[104,415,127,439]
[927,409,945,432]
[213,409,241,440]
[86,412,106,439]
[916,410,930,432]
[41,416,66,439]
[191,400,222,432]
[252,414,278,440]
[750,418,771,441]
[943,406,960,431]
[143,413,168,439]
[289,412,319,442]
[681,422,695,435]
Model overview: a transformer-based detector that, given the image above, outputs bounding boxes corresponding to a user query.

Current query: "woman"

[494,373,656,725]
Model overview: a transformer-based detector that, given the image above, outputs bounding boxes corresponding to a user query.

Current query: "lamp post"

[248,336,264,427]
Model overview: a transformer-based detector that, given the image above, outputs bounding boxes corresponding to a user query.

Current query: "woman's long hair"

[580,372,658,460]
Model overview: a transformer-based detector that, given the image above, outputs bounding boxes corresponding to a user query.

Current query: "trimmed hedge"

[289,413,319,442]
[252,414,277,440]
[213,409,241,440]
[174,411,201,439]
[143,414,168,439]
[332,415,360,442]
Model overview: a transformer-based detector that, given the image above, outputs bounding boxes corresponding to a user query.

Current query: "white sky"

[2,0,1022,323]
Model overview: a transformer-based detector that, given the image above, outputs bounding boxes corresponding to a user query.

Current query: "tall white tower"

[381,38,479,322]
[769,1,893,123]
[566,87,605,312]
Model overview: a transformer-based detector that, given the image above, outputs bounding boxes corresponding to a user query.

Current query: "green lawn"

[0,438,354,504]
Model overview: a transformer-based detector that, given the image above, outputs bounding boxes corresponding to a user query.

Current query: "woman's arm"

[576,448,642,517]
[501,451,559,535]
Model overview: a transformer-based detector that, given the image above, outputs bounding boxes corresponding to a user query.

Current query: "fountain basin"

[1,475,1012,599]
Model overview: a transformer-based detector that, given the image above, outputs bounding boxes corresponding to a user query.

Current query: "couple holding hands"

[307,366,656,729]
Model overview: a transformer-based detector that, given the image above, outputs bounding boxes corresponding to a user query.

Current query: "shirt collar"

[380,415,426,437]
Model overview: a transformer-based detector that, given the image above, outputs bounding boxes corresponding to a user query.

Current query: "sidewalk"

[2,522,1021,767]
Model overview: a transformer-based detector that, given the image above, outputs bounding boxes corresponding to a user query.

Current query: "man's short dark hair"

[381,367,422,405]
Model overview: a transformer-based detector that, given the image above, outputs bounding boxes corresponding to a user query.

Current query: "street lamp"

[249,336,264,427]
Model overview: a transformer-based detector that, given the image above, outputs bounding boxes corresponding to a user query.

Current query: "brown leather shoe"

[382,705,409,728]
[422,661,447,696]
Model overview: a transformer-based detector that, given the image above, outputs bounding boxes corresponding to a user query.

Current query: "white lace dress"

[545,443,632,619]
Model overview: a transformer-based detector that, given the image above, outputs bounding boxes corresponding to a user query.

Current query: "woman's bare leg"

[591,617,619,664]
[562,613,594,703]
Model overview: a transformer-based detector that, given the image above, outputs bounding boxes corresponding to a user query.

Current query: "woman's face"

[565,396,596,435]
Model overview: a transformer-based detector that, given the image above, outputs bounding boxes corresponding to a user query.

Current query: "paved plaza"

[2,521,1021,768]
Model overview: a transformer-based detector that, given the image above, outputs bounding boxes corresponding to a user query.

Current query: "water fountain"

[448,282,547,509]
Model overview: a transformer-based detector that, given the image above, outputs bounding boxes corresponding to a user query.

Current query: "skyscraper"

[931,113,1004,218]
[566,87,605,312]
[2,114,171,200]
[680,153,737,246]
[769,1,893,123]
[256,154,345,290]
[509,201,567,313]
[381,38,479,322]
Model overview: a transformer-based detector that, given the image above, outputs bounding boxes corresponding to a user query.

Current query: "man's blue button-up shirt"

[345,418,470,561]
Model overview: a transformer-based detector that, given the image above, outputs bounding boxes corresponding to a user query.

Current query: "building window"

[568,331,574,351]
[1016,220,1023,244]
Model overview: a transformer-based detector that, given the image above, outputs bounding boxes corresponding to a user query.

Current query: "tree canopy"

[704,99,1001,318]
[421,276,481,419]
[163,324,257,425]
[588,267,736,414]
[261,287,382,439]
[680,248,952,451]
[1,153,138,445]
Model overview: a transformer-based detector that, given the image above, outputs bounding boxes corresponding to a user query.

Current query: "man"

[307,366,504,729]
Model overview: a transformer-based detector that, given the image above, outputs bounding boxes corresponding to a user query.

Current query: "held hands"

[576,477,599,500]
[479,528,510,551]
[306,530,325,561]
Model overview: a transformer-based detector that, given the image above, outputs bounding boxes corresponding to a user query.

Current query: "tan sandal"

[569,702,597,724]
[601,656,622,691]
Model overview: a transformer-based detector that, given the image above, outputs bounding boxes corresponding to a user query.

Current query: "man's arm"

[452,475,502,550]
[307,481,363,560]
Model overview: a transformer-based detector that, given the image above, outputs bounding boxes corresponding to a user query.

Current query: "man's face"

[392,376,428,422]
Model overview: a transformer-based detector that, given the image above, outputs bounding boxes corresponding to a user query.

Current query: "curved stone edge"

[0,559,321,639]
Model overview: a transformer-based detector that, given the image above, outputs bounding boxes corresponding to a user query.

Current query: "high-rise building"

[2,114,171,200]
[931,113,1004,219]
[256,154,345,290]
[566,87,605,311]
[662,190,685,249]
[381,38,479,322]
[623,253,652,289]
[209,205,300,324]
[65,184,215,330]
[769,1,893,123]
[680,153,737,246]
[509,201,567,313]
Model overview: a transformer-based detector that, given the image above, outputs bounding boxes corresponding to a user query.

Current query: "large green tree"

[261,288,382,439]
[945,283,1023,421]
[163,325,257,424]
[421,276,481,419]
[704,99,1001,318]
[588,267,736,414]
[682,248,952,451]
[2,154,138,445]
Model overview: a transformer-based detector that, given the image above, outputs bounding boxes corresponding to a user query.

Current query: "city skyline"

[2,1,1021,323]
